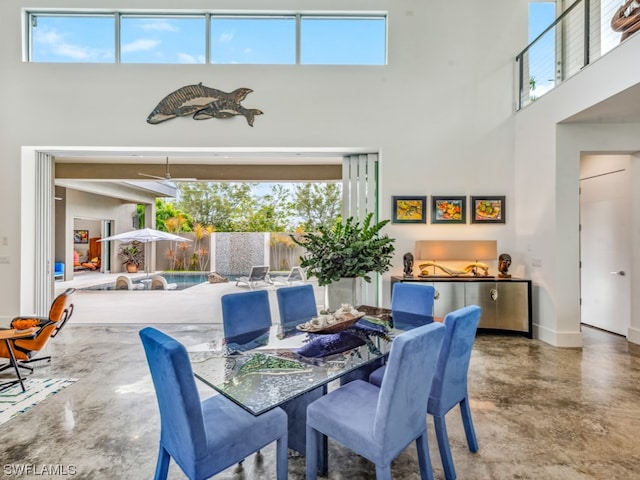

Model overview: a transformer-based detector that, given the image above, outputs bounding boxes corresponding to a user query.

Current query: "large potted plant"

[292,213,395,310]
[119,241,144,273]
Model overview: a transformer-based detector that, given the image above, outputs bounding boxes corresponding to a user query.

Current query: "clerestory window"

[29,14,115,63]
[120,15,206,64]
[27,11,387,66]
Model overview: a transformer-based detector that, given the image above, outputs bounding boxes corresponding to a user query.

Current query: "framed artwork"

[431,196,466,224]
[471,196,506,224]
[74,229,89,244]
[392,196,427,223]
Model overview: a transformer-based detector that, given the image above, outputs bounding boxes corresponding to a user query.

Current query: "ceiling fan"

[138,157,197,182]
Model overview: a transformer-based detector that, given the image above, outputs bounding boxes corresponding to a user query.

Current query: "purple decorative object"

[295,331,365,358]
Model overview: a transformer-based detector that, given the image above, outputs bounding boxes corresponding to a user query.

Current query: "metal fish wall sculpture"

[147,83,263,126]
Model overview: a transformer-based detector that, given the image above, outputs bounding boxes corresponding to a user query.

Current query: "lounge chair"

[0,288,75,373]
[73,250,97,271]
[272,266,306,286]
[151,275,177,290]
[235,265,273,289]
[115,275,144,290]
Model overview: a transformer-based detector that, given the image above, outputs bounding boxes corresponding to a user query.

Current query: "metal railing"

[516,0,627,110]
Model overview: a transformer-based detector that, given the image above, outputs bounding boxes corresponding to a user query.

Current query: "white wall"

[0,0,529,321]
[514,32,640,346]
[6,1,640,345]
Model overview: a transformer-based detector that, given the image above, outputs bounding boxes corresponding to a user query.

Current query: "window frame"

[25,10,388,66]
[26,12,117,63]
[299,14,387,65]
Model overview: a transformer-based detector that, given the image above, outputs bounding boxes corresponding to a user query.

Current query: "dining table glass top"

[188,310,424,416]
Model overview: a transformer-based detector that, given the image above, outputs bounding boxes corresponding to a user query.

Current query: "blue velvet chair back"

[139,327,207,474]
[276,284,317,328]
[221,290,272,338]
[391,282,435,326]
[374,322,445,451]
[429,305,481,414]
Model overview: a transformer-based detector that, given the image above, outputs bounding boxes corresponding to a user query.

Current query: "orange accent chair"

[0,288,75,373]
[74,250,97,271]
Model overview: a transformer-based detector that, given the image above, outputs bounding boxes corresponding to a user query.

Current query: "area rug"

[0,377,77,426]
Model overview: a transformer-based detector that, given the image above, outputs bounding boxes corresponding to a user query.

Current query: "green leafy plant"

[118,241,144,267]
[292,213,395,286]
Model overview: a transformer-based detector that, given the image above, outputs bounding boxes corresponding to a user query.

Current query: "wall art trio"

[392,195,505,224]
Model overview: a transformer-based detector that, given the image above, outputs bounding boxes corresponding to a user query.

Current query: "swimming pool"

[81,272,237,291]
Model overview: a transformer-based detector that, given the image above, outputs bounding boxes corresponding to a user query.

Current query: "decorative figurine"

[611,0,640,43]
[498,253,512,278]
[403,252,414,277]
[419,261,489,277]
[147,82,263,126]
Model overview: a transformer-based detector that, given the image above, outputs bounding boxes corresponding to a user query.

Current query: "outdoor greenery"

[130,181,344,272]
[293,183,342,231]
[529,76,538,102]
[270,230,305,271]
[155,182,343,233]
[118,241,144,268]
[291,213,395,286]
[164,221,214,271]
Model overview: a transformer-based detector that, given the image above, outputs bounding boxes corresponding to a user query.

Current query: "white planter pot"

[326,277,362,312]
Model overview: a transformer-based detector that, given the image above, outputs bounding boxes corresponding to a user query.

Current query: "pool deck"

[56,271,327,325]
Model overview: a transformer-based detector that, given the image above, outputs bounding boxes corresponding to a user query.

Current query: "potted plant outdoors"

[292,213,395,311]
[119,241,144,273]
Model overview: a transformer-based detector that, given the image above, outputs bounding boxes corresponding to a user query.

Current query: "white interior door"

[580,169,630,335]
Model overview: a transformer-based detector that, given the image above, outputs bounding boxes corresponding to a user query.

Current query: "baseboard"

[627,326,640,345]
[534,323,583,347]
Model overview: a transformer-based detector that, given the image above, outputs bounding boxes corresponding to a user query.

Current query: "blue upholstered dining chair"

[391,282,436,329]
[305,322,446,480]
[369,305,482,480]
[276,284,317,330]
[221,290,272,344]
[139,327,288,480]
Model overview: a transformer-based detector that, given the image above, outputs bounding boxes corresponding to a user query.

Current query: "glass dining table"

[188,307,424,474]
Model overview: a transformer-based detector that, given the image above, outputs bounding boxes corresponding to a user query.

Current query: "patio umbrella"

[99,228,192,277]
[98,227,190,244]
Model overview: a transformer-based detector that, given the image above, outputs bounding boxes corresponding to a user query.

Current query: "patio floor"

[55,271,326,325]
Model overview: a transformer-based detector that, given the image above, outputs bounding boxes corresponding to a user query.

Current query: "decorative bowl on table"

[355,305,392,323]
[297,305,366,334]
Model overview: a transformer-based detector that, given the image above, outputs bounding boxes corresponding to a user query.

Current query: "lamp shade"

[415,240,497,260]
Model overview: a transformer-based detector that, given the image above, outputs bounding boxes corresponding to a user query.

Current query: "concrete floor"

[1,278,638,479]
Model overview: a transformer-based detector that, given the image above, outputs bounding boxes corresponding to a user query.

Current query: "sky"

[526,1,623,99]
[529,2,556,42]
[30,14,386,64]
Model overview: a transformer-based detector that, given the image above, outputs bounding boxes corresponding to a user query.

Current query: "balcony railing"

[516,0,629,110]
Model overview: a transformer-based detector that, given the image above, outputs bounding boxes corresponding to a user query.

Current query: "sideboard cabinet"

[390,276,532,338]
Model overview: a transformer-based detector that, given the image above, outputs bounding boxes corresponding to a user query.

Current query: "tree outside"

[142,181,343,272]
[170,181,342,233]
[175,182,255,230]
[293,183,342,231]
